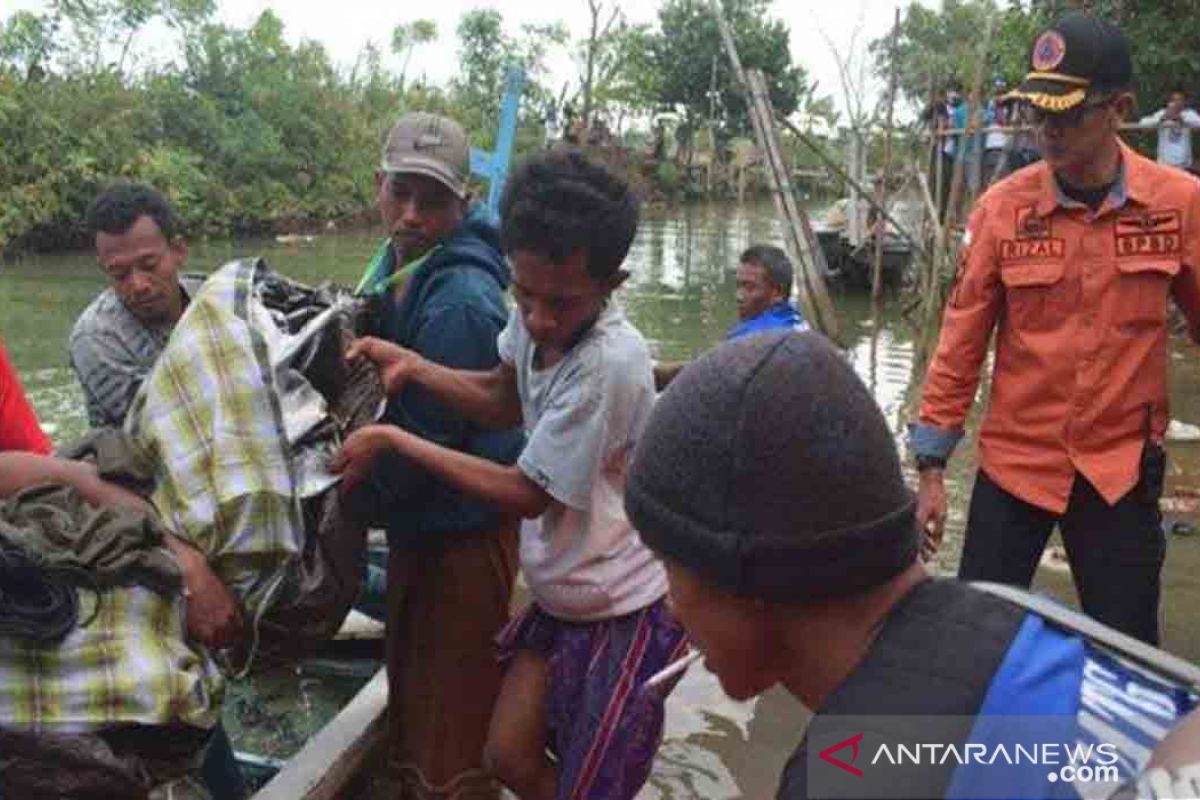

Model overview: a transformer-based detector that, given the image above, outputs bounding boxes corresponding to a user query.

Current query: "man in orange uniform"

[912,11,1200,645]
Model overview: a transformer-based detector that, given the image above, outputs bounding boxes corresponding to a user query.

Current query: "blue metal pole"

[469,65,526,223]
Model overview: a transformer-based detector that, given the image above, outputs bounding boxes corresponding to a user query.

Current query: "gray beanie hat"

[626,332,918,602]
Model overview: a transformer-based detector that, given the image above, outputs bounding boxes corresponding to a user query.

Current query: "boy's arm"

[348,336,522,430]
[333,424,551,520]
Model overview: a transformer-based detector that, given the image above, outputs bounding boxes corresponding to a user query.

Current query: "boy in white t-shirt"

[333,149,686,800]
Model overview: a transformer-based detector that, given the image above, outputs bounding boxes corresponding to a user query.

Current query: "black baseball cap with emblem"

[1010,10,1133,112]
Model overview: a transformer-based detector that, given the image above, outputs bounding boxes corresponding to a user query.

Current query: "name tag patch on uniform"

[999,238,1065,261]
[1115,210,1182,257]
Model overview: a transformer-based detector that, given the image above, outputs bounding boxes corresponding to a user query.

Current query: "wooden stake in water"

[644,649,703,690]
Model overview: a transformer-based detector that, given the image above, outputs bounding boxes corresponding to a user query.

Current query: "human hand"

[329,425,398,494]
[346,337,424,396]
[165,536,244,649]
[916,469,948,561]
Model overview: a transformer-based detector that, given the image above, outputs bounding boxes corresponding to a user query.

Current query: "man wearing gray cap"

[348,111,524,799]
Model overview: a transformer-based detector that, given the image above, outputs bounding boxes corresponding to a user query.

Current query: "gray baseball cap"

[380,112,470,198]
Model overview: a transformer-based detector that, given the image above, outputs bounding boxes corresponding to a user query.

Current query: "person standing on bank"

[911,11,1200,645]
[1139,88,1200,171]
[349,112,525,800]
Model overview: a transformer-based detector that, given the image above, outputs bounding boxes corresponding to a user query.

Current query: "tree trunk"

[871,8,901,307]
[582,0,600,125]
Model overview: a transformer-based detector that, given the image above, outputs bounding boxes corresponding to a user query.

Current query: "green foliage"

[0,4,569,253]
[1086,0,1200,114]
[583,20,660,122]
[875,0,1009,109]
[391,18,437,88]
[453,9,509,139]
[0,11,57,75]
[650,0,807,133]
[877,0,1200,117]
[449,10,567,151]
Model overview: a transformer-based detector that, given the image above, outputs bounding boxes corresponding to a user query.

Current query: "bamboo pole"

[915,170,941,241]
[871,7,901,307]
[747,69,840,339]
[778,116,930,264]
[710,0,840,340]
[919,11,995,344]
[936,121,1159,136]
[923,74,940,303]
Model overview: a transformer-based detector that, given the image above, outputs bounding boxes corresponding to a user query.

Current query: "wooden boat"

[250,666,388,799]
[817,227,914,289]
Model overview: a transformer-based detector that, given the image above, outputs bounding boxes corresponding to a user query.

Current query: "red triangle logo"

[819,733,864,777]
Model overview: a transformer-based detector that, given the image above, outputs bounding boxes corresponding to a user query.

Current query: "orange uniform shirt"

[917,141,1200,513]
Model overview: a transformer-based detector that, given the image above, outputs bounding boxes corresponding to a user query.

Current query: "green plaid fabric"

[126,260,306,625]
[0,585,223,733]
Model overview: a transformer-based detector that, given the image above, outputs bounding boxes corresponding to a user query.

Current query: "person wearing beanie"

[912,11,1200,645]
[345,111,525,799]
[627,331,1200,800]
[335,149,685,800]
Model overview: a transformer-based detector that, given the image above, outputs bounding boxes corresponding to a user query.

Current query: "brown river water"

[3,199,1200,797]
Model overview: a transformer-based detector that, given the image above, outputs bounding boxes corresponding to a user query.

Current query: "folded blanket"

[125,259,383,663]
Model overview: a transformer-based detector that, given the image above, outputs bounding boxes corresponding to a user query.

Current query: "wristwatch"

[915,455,947,472]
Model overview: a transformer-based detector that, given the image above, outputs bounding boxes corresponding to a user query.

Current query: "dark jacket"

[366,206,524,548]
[777,580,1025,799]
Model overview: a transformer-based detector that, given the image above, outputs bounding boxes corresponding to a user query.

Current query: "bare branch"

[601,5,620,39]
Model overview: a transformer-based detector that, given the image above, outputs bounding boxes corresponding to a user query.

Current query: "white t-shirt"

[497,304,668,621]
[1140,108,1200,168]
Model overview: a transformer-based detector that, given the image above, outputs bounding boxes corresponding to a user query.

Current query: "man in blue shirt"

[727,245,808,340]
[653,244,808,389]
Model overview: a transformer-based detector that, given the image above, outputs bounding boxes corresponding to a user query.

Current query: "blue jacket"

[365,206,524,549]
[727,301,808,341]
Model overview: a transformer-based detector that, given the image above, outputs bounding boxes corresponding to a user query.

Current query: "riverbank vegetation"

[0,0,818,254]
[1,0,1194,255]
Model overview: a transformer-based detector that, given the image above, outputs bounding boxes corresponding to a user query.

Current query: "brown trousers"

[384,520,519,800]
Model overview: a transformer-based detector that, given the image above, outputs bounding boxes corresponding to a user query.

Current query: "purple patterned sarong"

[496,598,689,800]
